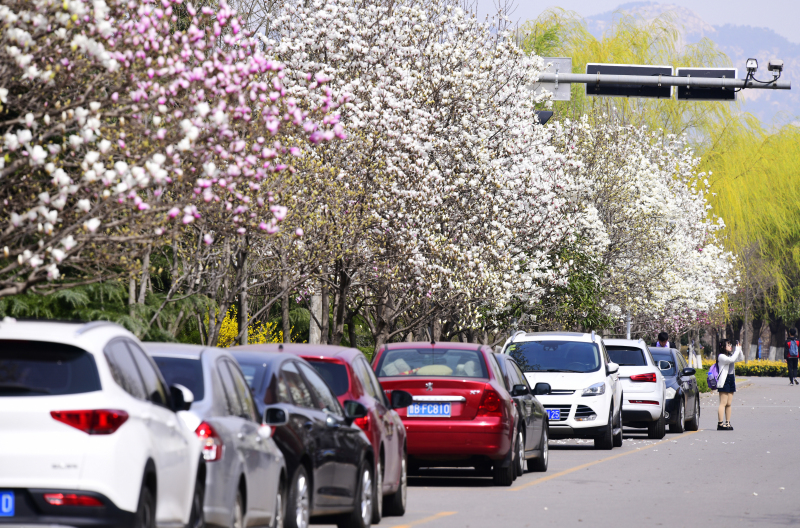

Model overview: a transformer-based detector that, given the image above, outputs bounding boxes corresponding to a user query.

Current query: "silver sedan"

[145,343,286,528]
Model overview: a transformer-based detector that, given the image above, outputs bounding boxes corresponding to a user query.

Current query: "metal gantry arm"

[537,72,791,90]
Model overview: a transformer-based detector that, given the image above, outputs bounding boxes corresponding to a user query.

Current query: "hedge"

[701,358,788,377]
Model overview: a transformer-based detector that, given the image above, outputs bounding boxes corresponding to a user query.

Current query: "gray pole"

[536,72,791,90]
[626,313,631,340]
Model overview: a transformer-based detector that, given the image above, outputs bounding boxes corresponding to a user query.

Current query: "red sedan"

[372,342,520,486]
[262,344,411,523]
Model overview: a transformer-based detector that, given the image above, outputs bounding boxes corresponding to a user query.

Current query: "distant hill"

[585,2,799,125]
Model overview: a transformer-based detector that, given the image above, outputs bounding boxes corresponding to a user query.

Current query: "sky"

[476,0,800,44]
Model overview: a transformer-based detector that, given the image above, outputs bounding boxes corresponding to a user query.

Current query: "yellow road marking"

[388,511,457,528]
[510,429,702,492]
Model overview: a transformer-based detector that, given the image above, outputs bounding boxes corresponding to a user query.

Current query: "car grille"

[548,389,575,395]
[544,404,571,421]
[574,405,596,419]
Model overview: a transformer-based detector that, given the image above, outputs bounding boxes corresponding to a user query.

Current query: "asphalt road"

[368,376,799,528]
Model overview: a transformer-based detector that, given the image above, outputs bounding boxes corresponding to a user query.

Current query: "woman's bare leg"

[718,392,727,422]
[724,392,733,422]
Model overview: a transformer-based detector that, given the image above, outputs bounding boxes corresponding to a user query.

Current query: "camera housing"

[768,59,784,72]
[746,58,758,73]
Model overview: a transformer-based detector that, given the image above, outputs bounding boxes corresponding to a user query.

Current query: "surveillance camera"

[746,58,758,73]
[768,59,784,72]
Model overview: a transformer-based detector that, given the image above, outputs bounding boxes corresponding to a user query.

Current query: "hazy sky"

[476,0,800,44]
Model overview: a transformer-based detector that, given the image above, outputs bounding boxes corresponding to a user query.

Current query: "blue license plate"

[407,403,451,417]
[0,491,14,517]
[546,409,561,420]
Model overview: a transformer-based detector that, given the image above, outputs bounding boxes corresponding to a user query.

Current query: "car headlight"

[665,387,676,400]
[582,382,606,397]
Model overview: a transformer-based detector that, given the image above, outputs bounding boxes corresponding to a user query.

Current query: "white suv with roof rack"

[500,331,623,449]
[0,319,204,528]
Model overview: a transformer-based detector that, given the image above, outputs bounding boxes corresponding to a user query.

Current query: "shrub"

[702,358,788,377]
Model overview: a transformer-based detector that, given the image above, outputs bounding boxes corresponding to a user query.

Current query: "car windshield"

[606,346,647,366]
[507,340,601,373]
[376,348,488,378]
[0,340,101,396]
[236,362,266,390]
[305,360,349,396]
[650,350,676,376]
[152,357,205,401]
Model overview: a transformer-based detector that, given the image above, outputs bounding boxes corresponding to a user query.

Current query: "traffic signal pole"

[537,72,791,90]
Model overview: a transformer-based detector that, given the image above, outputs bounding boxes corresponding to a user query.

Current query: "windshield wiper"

[0,383,52,394]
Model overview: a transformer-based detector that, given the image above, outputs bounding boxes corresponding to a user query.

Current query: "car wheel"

[337,460,372,528]
[528,426,548,472]
[670,399,685,434]
[594,407,614,450]
[492,436,516,487]
[370,459,382,524]
[271,479,285,528]
[383,451,407,517]
[233,489,244,528]
[686,398,700,432]
[187,472,205,528]
[134,482,156,528]
[612,406,623,448]
[285,466,310,528]
[515,430,525,477]
[648,410,666,439]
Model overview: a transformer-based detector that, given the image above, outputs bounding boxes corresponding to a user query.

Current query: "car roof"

[512,331,594,343]
[238,343,362,360]
[605,338,648,348]
[649,347,678,355]
[142,342,211,359]
[383,341,486,350]
[0,319,135,351]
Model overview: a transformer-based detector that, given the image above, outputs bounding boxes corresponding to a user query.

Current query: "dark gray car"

[649,347,700,433]
[145,343,286,528]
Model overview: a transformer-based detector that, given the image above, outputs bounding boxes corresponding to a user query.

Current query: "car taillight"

[354,414,371,434]
[630,373,657,383]
[43,493,103,507]
[196,421,223,461]
[629,400,660,405]
[477,387,503,417]
[50,410,128,435]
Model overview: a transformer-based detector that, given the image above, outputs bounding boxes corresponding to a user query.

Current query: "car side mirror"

[263,406,289,427]
[659,360,671,371]
[682,367,696,377]
[606,362,619,375]
[343,400,368,425]
[511,384,530,397]
[390,390,413,409]
[532,382,551,396]
[170,384,194,412]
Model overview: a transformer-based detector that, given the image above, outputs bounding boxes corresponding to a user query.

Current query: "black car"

[231,350,375,528]
[649,347,700,433]
[492,354,550,473]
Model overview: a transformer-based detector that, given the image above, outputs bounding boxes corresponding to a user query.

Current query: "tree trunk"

[128,277,136,317]
[137,248,151,304]
[281,274,291,344]
[347,311,358,350]
[238,250,249,346]
[751,318,763,360]
[320,283,329,345]
[330,267,352,346]
[309,293,322,344]
[768,316,784,361]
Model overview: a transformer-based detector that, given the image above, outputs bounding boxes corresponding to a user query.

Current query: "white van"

[501,332,623,449]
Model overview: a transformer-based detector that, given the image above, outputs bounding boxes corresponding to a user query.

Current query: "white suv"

[605,339,666,439]
[501,332,623,449]
[0,320,204,528]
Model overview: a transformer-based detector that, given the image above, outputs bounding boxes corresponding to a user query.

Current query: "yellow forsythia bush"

[702,358,788,377]
[212,306,285,348]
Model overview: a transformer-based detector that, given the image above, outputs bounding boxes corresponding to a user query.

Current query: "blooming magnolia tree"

[0,0,340,297]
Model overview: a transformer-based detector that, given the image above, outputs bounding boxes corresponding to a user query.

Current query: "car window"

[0,340,102,396]
[237,362,265,392]
[275,374,292,404]
[677,352,688,370]
[488,354,506,385]
[104,339,147,400]
[507,340,601,373]
[511,362,529,389]
[225,360,257,421]
[599,341,611,364]
[505,359,522,387]
[217,359,244,417]
[362,358,390,407]
[306,359,350,396]
[281,362,316,409]
[650,350,676,376]
[606,346,647,366]
[353,358,379,399]
[376,347,488,378]
[152,357,205,402]
[127,341,169,407]
[298,362,344,417]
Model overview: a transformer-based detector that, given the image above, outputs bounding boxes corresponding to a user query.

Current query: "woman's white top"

[717,346,744,382]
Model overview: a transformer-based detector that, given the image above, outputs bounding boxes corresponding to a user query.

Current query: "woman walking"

[716,339,744,430]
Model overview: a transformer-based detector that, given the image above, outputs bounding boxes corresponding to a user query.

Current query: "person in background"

[716,339,744,430]
[785,328,799,386]
[655,332,670,348]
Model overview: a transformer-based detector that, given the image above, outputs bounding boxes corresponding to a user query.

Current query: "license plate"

[0,491,14,517]
[407,403,451,417]
[546,409,561,420]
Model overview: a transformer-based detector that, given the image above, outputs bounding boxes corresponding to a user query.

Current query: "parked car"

[371,342,520,486]
[145,343,286,528]
[492,353,550,473]
[501,331,623,450]
[0,320,204,528]
[648,347,700,433]
[605,339,667,439]
[261,344,411,522]
[231,348,376,528]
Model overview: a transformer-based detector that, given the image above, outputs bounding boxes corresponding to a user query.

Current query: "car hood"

[523,371,604,392]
